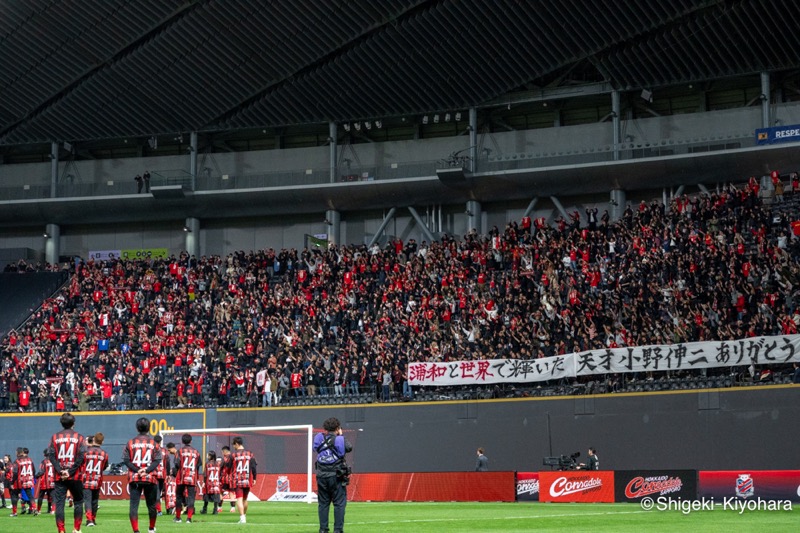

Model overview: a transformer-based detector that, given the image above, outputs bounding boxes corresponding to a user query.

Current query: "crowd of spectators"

[1,180,800,412]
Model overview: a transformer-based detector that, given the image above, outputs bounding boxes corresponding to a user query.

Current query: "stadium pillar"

[549,196,570,222]
[522,197,539,219]
[326,209,341,246]
[50,141,59,198]
[185,217,200,258]
[761,72,771,128]
[466,200,482,233]
[329,122,337,183]
[407,206,436,243]
[610,189,626,221]
[189,131,198,191]
[367,207,396,248]
[44,223,60,265]
[469,107,477,172]
[611,90,621,161]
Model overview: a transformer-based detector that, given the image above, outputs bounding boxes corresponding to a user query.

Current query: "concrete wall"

[4,102,800,187]
[0,387,796,473]
[0,188,672,259]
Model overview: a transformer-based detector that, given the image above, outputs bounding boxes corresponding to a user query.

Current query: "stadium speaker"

[436,167,466,184]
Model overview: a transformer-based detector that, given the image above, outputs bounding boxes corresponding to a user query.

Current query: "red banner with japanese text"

[408,335,800,386]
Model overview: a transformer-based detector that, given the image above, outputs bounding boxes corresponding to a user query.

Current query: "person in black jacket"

[578,447,599,470]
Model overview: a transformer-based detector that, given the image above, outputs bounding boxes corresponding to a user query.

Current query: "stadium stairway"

[0,271,69,338]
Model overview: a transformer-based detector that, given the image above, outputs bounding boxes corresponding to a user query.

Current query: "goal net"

[160,424,316,503]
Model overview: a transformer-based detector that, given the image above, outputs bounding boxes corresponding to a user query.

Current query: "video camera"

[542,452,580,471]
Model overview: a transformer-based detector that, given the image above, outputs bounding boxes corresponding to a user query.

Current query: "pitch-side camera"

[543,452,581,470]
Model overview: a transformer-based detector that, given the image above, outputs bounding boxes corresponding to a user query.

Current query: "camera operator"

[577,447,599,470]
[313,417,353,533]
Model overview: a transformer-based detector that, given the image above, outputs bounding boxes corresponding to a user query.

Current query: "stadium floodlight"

[354,122,361,131]
[160,424,316,503]
[365,121,372,130]
[422,115,429,124]
[375,120,382,129]
[433,114,440,123]
[444,113,451,122]
[343,123,350,132]
[641,89,653,102]
[455,112,462,121]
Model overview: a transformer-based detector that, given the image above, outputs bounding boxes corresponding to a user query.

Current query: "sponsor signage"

[539,471,615,503]
[88,249,121,261]
[99,476,208,500]
[121,247,170,260]
[516,472,540,501]
[88,248,170,261]
[614,470,697,502]
[756,124,800,145]
[699,470,800,502]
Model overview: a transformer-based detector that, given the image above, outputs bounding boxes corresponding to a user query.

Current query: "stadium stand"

[0,180,798,412]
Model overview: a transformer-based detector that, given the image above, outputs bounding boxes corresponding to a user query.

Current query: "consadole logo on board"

[735,474,754,498]
[516,479,539,496]
[625,476,683,498]
[549,476,603,497]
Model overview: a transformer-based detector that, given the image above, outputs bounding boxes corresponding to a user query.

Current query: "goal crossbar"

[160,424,315,503]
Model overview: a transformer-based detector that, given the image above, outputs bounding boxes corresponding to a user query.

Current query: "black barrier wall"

[214,386,800,472]
[0,410,206,466]
[0,387,797,473]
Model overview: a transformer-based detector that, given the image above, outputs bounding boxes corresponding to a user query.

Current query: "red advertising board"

[348,472,515,502]
[699,470,800,502]
[95,472,515,502]
[539,471,615,503]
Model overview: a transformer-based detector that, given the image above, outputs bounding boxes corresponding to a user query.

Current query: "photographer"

[313,417,353,533]
[578,447,599,471]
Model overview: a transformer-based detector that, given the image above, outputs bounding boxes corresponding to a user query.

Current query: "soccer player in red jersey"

[11,447,36,516]
[173,434,201,523]
[46,412,87,533]
[82,433,109,527]
[163,442,178,515]
[200,451,221,515]
[220,445,236,513]
[152,435,165,516]
[121,417,162,533]
[37,448,57,514]
[230,436,257,524]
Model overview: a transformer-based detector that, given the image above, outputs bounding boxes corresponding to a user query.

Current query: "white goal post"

[160,424,316,503]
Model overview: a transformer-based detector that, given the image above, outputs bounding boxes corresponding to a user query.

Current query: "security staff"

[313,417,353,533]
